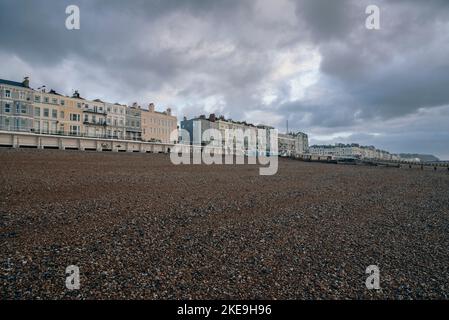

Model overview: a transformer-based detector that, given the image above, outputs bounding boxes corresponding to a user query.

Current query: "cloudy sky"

[1,0,448,159]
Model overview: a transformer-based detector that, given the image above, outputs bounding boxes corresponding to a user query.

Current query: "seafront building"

[180,114,219,146]
[180,114,309,156]
[141,103,177,144]
[126,103,142,141]
[3,76,402,161]
[308,143,400,161]
[0,76,178,143]
[105,102,127,139]
[0,77,34,133]
[278,132,309,157]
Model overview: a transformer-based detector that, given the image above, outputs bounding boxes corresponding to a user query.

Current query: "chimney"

[72,90,80,99]
[22,77,30,88]
[183,116,187,121]
[149,103,155,112]
[166,107,172,116]
[209,113,216,122]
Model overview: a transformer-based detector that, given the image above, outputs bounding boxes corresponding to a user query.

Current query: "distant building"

[278,132,309,157]
[309,143,395,161]
[180,114,219,146]
[181,114,309,156]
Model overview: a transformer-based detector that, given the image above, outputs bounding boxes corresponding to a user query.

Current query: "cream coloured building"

[81,98,107,138]
[62,95,84,136]
[32,89,67,135]
[141,103,177,144]
[32,89,85,136]
[105,102,126,139]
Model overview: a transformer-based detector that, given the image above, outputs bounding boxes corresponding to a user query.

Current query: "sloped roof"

[0,79,26,88]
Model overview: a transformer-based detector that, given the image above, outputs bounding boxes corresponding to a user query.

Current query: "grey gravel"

[0,148,448,300]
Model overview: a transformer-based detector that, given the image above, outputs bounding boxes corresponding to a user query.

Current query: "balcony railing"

[0,126,144,142]
[83,109,107,115]
[83,120,107,126]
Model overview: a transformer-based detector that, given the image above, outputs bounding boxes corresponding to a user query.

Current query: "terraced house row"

[0,77,177,144]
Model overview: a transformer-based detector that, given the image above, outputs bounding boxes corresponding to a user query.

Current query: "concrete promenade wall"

[0,130,173,153]
[0,130,228,155]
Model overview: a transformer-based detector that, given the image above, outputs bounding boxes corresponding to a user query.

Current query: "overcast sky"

[1,0,448,159]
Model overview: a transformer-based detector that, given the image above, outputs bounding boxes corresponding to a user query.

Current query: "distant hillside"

[399,154,440,162]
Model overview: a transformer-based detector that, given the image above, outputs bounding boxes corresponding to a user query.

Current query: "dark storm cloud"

[307,0,449,119]
[0,0,448,158]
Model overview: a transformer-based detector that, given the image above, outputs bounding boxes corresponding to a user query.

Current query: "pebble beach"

[1,149,448,299]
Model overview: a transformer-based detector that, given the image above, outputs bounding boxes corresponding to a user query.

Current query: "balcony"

[83,120,107,126]
[83,109,107,115]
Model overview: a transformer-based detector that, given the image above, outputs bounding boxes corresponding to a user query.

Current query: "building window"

[70,125,80,135]
[35,96,41,102]
[5,90,11,98]
[44,108,49,117]
[77,103,82,108]
[60,111,65,118]
[20,118,26,129]
[21,105,27,114]
[4,103,11,113]
[70,113,80,122]
[60,100,65,106]
[52,98,58,104]
[52,109,57,118]
[19,92,26,100]
[44,97,49,103]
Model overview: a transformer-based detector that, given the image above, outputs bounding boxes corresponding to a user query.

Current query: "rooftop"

[0,79,26,88]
